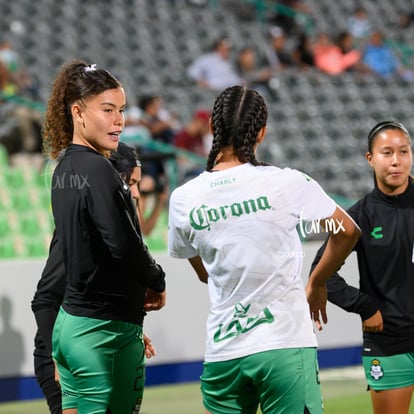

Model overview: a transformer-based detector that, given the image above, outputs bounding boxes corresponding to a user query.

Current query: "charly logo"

[214,302,275,343]
[370,226,383,239]
[189,196,272,231]
[298,208,345,239]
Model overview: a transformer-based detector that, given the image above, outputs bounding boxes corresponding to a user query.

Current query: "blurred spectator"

[347,7,372,42]
[186,37,241,90]
[236,46,273,96]
[264,26,295,72]
[397,9,414,28]
[139,174,169,237]
[362,30,414,81]
[291,32,315,70]
[313,32,361,75]
[269,0,314,36]
[0,60,12,93]
[0,38,39,100]
[138,94,179,144]
[173,109,210,156]
[336,31,369,73]
[0,37,42,169]
[123,103,152,144]
[173,109,210,181]
[129,94,177,210]
[0,39,26,97]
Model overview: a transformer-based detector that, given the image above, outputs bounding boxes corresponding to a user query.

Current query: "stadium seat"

[23,236,49,257]
[0,237,16,259]
[0,213,11,237]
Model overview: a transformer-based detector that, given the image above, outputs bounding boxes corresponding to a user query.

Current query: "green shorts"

[363,352,414,391]
[52,307,145,414]
[201,347,323,414]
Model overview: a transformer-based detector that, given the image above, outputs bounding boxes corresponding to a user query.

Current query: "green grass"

[1,367,414,414]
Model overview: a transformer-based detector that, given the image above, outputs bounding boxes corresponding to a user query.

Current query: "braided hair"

[206,85,269,171]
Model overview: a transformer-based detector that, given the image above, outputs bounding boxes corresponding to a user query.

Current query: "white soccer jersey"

[168,163,336,362]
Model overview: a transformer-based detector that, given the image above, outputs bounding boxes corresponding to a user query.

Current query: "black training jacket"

[51,144,165,325]
[310,181,414,356]
[31,231,66,314]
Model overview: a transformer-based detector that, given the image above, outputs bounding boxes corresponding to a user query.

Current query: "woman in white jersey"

[168,85,360,414]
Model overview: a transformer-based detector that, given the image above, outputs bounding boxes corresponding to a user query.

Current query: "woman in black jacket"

[311,120,414,414]
[42,60,166,414]
[32,143,157,414]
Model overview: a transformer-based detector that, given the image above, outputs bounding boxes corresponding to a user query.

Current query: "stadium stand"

[1,0,414,258]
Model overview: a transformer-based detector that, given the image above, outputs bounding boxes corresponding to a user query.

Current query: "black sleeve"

[310,239,378,321]
[87,159,165,292]
[31,231,66,312]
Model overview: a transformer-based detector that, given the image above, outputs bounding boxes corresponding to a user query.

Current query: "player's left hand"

[143,333,156,358]
[305,282,328,331]
[144,288,166,311]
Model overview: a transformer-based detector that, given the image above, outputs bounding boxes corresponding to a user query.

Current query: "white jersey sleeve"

[168,186,198,259]
[282,169,337,222]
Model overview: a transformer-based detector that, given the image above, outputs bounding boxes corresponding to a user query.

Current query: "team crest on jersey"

[369,359,384,380]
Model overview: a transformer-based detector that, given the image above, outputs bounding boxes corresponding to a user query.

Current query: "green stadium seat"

[146,237,167,252]
[37,190,52,210]
[4,168,25,187]
[0,145,8,167]
[24,236,49,257]
[0,237,16,259]
[9,191,32,211]
[0,213,11,237]
[0,190,11,211]
[18,213,41,236]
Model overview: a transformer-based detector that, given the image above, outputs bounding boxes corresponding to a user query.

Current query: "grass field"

[1,366,414,414]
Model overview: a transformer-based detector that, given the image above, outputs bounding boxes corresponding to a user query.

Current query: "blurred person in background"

[122,97,171,237]
[173,109,210,157]
[336,31,370,74]
[313,31,361,75]
[138,94,179,145]
[362,30,414,81]
[173,108,211,181]
[187,37,241,90]
[236,46,274,97]
[0,38,42,166]
[264,26,295,72]
[291,32,315,70]
[133,94,176,221]
[347,7,372,44]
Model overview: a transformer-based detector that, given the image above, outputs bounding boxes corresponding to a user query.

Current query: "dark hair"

[138,95,161,111]
[367,120,411,153]
[206,85,268,171]
[367,120,412,187]
[212,37,230,51]
[43,60,122,159]
[109,142,141,183]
